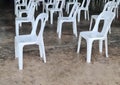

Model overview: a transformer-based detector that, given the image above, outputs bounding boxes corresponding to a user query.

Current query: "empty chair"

[57,2,80,39]
[89,1,116,31]
[15,13,48,70]
[77,11,115,63]
[78,0,91,22]
[47,0,65,24]
[15,1,36,36]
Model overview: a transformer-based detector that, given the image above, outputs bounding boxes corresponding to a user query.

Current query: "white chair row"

[14,0,117,70]
[57,1,116,63]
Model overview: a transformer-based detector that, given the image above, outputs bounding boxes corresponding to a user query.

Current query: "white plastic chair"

[77,11,115,63]
[15,13,48,70]
[78,0,91,22]
[15,1,36,36]
[65,0,78,14]
[47,0,65,24]
[57,2,80,39]
[89,1,116,32]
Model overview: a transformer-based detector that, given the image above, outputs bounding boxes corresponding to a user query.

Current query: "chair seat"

[48,8,61,12]
[58,17,75,22]
[15,35,37,44]
[91,15,98,19]
[16,17,31,21]
[80,31,104,40]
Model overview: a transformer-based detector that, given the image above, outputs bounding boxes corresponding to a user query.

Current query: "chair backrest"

[27,1,36,19]
[92,11,115,37]
[26,0,33,9]
[116,0,120,6]
[21,0,28,5]
[15,0,28,15]
[55,0,65,9]
[31,13,48,40]
[69,2,80,18]
[103,1,117,12]
[81,0,90,9]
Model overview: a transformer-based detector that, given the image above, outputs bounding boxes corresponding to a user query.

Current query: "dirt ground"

[0,3,120,85]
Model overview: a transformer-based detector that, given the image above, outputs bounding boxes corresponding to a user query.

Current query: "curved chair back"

[69,2,80,18]
[103,1,117,12]
[31,13,48,39]
[93,11,115,36]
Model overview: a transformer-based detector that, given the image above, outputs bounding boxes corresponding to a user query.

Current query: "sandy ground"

[0,4,120,85]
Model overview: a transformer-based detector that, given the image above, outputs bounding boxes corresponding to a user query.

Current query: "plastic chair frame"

[15,13,48,70]
[77,11,115,63]
[47,0,65,24]
[78,0,90,22]
[57,2,80,39]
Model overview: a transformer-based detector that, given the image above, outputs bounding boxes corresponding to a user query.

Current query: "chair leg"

[108,27,111,34]
[38,44,43,58]
[85,11,87,20]
[105,38,108,57]
[86,40,93,63]
[15,21,19,36]
[87,10,89,20]
[99,40,103,53]
[50,11,53,24]
[117,7,119,18]
[72,21,77,37]
[89,18,93,31]
[58,21,62,39]
[78,10,81,22]
[18,45,23,70]
[67,4,70,14]
[35,3,38,10]
[57,19,60,33]
[66,3,69,14]
[15,39,18,59]
[46,5,49,14]
[41,39,46,63]
[77,34,82,53]
[59,11,63,17]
